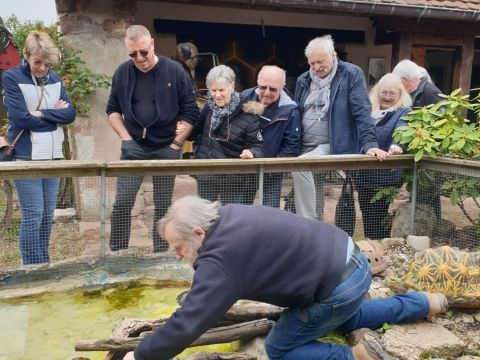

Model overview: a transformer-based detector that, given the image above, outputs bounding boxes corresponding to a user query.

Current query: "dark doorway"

[425,49,455,94]
[154,19,364,92]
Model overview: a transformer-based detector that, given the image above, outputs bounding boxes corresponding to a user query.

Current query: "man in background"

[242,65,300,207]
[393,59,443,219]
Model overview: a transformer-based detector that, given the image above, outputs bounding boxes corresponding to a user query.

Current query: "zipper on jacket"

[142,128,147,139]
[50,131,54,159]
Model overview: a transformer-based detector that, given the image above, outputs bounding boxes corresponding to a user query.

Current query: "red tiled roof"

[391,0,480,10]
[211,0,480,21]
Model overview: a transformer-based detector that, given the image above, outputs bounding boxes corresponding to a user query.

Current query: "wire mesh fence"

[1,156,480,274]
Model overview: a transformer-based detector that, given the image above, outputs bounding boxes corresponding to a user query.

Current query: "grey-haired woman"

[193,65,263,204]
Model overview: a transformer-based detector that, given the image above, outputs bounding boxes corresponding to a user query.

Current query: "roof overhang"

[168,0,480,22]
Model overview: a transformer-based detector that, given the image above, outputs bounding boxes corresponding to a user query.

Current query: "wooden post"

[451,36,475,95]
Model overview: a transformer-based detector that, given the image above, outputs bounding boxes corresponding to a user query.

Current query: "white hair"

[418,66,433,84]
[305,35,336,58]
[392,59,423,81]
[369,73,412,111]
[206,65,236,87]
[125,25,151,41]
[158,196,221,241]
[257,65,286,86]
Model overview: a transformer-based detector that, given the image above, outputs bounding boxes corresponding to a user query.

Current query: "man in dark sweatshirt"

[106,25,199,253]
[125,196,447,360]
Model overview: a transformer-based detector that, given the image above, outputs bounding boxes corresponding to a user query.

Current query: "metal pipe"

[99,168,106,259]
[410,162,418,236]
[258,165,264,205]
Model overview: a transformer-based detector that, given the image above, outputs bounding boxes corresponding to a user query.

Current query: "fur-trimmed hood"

[242,100,264,116]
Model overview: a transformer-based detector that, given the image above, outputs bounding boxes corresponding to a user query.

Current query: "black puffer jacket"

[194,98,264,159]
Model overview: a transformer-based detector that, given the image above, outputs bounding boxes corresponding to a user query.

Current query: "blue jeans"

[197,173,257,205]
[265,253,429,359]
[263,173,283,208]
[109,140,182,252]
[14,177,60,265]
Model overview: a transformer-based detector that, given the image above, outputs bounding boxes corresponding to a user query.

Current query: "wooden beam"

[374,16,480,36]
[412,33,464,48]
[392,32,412,65]
[451,36,475,94]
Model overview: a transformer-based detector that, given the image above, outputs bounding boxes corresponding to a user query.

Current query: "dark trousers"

[109,140,181,252]
[263,173,283,208]
[357,183,391,240]
[197,173,257,205]
[242,173,283,208]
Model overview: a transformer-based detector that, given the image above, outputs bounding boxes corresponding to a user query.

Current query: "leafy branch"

[391,88,480,226]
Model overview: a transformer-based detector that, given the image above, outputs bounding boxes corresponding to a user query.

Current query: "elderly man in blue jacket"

[242,65,300,208]
[106,25,200,252]
[292,35,387,221]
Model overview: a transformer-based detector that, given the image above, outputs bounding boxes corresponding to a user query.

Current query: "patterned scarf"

[304,57,338,122]
[208,91,241,132]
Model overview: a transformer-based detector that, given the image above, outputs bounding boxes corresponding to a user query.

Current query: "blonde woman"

[2,31,76,264]
[357,73,411,239]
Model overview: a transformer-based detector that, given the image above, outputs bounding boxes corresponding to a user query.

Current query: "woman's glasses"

[128,49,150,59]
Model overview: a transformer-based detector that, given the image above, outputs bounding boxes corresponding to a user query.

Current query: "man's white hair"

[257,65,286,86]
[125,25,151,41]
[392,59,423,81]
[158,196,221,241]
[305,35,336,58]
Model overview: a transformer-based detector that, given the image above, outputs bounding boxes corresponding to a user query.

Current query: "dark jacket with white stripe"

[2,59,76,160]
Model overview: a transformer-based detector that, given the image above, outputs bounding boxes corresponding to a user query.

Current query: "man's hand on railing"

[240,149,254,159]
[366,147,388,161]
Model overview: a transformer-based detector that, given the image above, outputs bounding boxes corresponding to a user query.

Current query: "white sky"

[0,0,57,24]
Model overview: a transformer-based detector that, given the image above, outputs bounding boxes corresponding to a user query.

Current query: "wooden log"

[104,350,257,360]
[108,301,282,340]
[76,318,274,352]
[219,301,282,324]
[102,302,281,360]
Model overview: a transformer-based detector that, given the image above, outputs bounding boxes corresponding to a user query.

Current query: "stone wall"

[56,0,137,221]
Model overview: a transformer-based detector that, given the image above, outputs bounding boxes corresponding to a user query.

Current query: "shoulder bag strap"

[8,81,45,150]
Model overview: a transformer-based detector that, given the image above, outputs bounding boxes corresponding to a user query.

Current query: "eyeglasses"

[32,59,52,68]
[209,116,231,142]
[128,48,150,59]
[258,85,279,93]
[380,91,399,98]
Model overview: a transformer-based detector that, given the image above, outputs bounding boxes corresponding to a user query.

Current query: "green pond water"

[0,282,236,360]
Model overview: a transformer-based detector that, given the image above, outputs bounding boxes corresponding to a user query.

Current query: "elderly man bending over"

[124,196,447,360]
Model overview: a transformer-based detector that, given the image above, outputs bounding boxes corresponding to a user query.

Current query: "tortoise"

[385,246,480,308]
